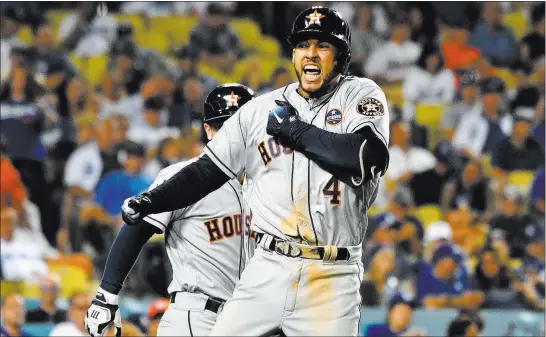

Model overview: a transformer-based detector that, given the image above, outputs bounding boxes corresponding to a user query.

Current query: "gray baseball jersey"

[144,159,253,301]
[204,76,390,247]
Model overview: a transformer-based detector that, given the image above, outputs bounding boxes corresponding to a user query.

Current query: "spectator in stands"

[258,66,292,95]
[26,273,67,323]
[416,243,484,309]
[188,3,242,73]
[63,115,103,197]
[365,15,421,84]
[469,2,517,67]
[520,3,545,64]
[441,161,492,223]
[57,2,116,57]
[514,225,545,311]
[0,7,24,82]
[0,142,27,212]
[127,95,180,149]
[110,113,130,146]
[529,168,545,225]
[452,77,512,160]
[472,245,522,309]
[423,220,454,261]
[142,137,182,181]
[531,95,544,151]
[410,141,457,206]
[440,20,481,71]
[109,40,148,96]
[385,120,436,195]
[361,246,396,306]
[146,298,169,337]
[0,207,57,281]
[402,45,456,121]
[447,206,489,256]
[95,118,122,176]
[491,107,544,174]
[81,141,151,240]
[49,291,91,336]
[441,81,481,141]
[174,45,218,97]
[454,309,484,335]
[447,319,480,337]
[109,22,177,82]
[350,3,384,76]
[407,4,437,49]
[0,294,31,337]
[0,62,52,236]
[170,74,205,130]
[378,187,424,260]
[364,295,422,337]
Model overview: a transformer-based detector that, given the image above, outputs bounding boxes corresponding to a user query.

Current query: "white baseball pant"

[210,235,364,336]
[157,292,221,336]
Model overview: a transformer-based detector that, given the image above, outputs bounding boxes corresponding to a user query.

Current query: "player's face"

[293,39,338,97]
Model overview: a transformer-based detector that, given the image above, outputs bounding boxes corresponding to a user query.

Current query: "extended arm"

[100,222,161,294]
[121,154,230,225]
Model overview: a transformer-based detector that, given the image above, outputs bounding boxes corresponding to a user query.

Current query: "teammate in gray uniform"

[84,84,256,337]
[121,6,390,336]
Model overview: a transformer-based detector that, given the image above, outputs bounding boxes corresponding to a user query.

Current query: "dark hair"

[457,309,485,332]
[144,96,166,111]
[417,45,444,72]
[531,3,545,25]
[447,319,476,337]
[205,118,227,131]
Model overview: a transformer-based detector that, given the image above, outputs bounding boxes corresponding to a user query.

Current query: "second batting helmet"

[288,6,352,74]
[204,83,255,124]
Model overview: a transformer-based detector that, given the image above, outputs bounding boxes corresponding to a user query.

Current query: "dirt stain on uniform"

[303,262,335,335]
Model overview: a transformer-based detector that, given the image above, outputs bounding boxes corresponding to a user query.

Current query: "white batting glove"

[85,287,121,337]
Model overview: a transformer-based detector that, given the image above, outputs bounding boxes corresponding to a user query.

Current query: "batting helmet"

[203,83,255,124]
[288,6,352,74]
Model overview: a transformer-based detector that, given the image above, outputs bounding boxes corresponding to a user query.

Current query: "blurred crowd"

[0,1,544,337]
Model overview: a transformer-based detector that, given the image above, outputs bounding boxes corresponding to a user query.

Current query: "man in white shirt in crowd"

[0,207,58,281]
[441,81,482,141]
[0,294,31,337]
[127,96,180,150]
[386,119,436,186]
[403,46,456,121]
[57,2,116,57]
[49,291,91,337]
[452,77,513,161]
[365,15,422,84]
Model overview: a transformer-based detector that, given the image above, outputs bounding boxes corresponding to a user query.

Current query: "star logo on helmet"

[306,10,325,26]
[223,91,241,107]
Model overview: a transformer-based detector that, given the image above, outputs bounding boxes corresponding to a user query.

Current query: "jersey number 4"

[323,176,341,206]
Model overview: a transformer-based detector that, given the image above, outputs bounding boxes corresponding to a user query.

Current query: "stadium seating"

[413,204,443,228]
[507,170,535,193]
[502,10,530,40]
[69,55,108,87]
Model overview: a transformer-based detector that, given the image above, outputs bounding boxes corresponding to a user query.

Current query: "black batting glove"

[121,192,153,225]
[266,100,311,148]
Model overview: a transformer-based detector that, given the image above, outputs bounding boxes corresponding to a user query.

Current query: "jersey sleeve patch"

[356,97,384,117]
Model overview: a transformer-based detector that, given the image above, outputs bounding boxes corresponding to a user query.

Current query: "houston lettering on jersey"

[204,214,256,243]
[257,137,294,166]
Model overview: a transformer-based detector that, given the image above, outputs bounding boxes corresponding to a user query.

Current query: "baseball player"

[121,6,390,336]
[84,84,256,337]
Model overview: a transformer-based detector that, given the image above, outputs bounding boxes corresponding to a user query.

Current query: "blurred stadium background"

[0,1,544,336]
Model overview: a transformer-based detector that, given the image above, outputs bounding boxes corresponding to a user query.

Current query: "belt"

[170,292,225,314]
[256,233,350,262]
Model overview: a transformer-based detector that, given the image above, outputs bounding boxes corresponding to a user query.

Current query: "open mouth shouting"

[302,64,322,82]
